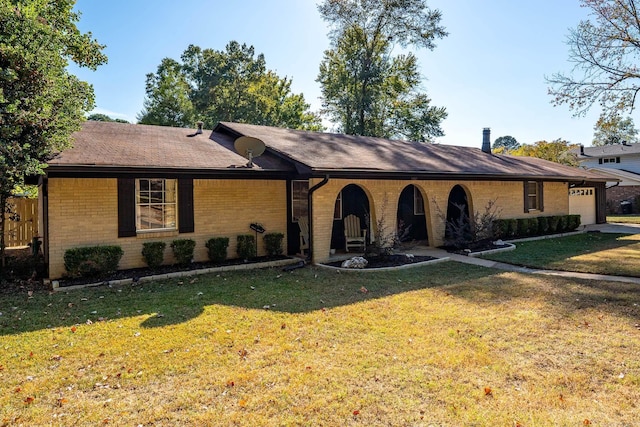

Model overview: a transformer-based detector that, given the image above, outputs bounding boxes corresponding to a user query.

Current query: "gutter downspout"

[307,175,330,262]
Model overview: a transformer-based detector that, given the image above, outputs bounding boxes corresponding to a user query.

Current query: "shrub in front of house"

[142,241,166,269]
[568,214,581,231]
[205,237,229,263]
[493,219,509,239]
[527,217,539,237]
[171,239,196,265]
[64,245,124,278]
[516,218,530,237]
[537,216,549,235]
[557,215,568,232]
[548,216,561,233]
[505,219,517,238]
[264,232,284,256]
[237,235,256,260]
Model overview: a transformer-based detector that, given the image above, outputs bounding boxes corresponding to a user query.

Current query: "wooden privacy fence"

[3,197,38,248]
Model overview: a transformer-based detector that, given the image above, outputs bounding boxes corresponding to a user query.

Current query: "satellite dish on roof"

[234,136,265,168]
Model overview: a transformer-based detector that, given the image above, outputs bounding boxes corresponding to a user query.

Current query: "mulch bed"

[55,255,291,288]
[441,242,511,256]
[324,254,436,269]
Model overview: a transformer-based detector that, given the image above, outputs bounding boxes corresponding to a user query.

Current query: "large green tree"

[137,58,194,127]
[0,0,106,268]
[592,113,638,146]
[87,113,129,123]
[317,0,447,141]
[138,42,322,131]
[492,135,520,151]
[547,0,640,116]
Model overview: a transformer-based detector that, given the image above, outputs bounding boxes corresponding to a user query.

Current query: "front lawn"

[484,233,640,277]
[1,263,639,425]
[607,214,640,224]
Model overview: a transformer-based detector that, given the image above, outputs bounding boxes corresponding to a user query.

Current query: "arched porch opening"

[445,184,471,242]
[396,184,428,243]
[330,184,371,253]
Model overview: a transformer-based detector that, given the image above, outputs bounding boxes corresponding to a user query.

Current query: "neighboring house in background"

[575,143,640,213]
[38,121,610,279]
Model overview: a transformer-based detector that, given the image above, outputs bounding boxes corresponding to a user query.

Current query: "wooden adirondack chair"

[344,214,366,252]
[298,217,309,255]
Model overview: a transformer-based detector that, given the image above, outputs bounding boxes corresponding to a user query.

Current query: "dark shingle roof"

[47,121,612,182]
[49,121,262,170]
[218,122,611,181]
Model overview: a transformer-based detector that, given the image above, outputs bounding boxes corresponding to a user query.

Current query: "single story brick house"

[38,121,610,279]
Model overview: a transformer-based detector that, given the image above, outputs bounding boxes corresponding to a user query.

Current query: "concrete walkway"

[409,223,640,285]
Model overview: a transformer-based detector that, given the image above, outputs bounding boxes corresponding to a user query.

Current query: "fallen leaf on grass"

[583,420,591,426]
[57,398,67,407]
[359,286,368,293]
[70,326,77,333]
[14,387,21,393]
[238,349,248,359]
[226,380,235,387]
[238,399,247,407]
[353,410,360,416]
[24,396,34,404]
[484,387,492,396]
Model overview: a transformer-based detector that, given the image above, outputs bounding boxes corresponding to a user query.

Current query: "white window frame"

[526,181,540,211]
[136,178,177,232]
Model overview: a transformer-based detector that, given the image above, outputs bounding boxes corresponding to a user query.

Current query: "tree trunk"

[0,193,6,271]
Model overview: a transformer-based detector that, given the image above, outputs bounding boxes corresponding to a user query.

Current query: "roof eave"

[44,164,292,180]
[309,168,612,182]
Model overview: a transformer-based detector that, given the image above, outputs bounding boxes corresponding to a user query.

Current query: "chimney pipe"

[196,121,204,135]
[482,128,491,153]
[580,144,584,155]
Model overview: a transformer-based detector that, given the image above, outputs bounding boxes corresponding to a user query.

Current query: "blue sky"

[70,0,603,148]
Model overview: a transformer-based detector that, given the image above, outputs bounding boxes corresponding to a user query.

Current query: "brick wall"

[605,185,640,213]
[309,179,569,264]
[46,178,287,279]
[46,177,572,276]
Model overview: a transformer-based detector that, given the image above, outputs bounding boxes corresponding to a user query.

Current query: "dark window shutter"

[538,182,544,212]
[598,158,603,164]
[523,181,528,213]
[178,178,194,233]
[118,178,136,237]
[616,157,620,163]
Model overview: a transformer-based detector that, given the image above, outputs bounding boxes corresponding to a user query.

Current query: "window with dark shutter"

[118,178,136,237]
[524,181,543,212]
[178,178,194,233]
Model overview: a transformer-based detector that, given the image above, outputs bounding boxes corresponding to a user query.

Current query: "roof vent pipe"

[580,144,584,155]
[196,121,204,135]
[482,128,491,153]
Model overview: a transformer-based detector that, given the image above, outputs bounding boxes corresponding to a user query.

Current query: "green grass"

[607,214,640,224]
[484,233,640,277]
[2,263,640,425]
